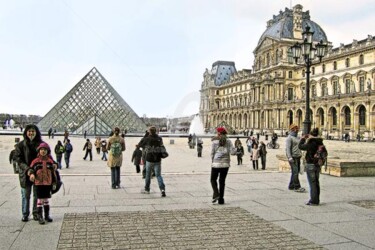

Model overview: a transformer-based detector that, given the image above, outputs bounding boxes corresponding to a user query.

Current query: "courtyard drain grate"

[58,207,323,250]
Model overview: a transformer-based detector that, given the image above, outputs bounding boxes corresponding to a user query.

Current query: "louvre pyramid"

[38,67,146,135]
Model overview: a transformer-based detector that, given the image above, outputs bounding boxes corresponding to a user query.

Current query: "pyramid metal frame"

[38,67,146,135]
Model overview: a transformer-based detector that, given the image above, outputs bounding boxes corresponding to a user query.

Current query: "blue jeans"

[102,152,107,161]
[56,155,62,169]
[145,161,165,191]
[64,152,71,167]
[110,167,121,187]
[306,163,320,204]
[288,157,301,190]
[21,184,37,217]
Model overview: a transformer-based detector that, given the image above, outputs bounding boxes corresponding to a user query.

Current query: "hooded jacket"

[298,136,324,164]
[211,136,236,168]
[14,124,43,188]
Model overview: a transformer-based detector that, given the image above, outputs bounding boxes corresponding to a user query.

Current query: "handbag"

[160,145,169,159]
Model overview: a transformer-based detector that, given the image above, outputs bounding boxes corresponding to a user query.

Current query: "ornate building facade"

[200,4,375,139]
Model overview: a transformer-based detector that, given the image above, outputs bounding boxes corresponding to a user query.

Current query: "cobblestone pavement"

[58,207,323,250]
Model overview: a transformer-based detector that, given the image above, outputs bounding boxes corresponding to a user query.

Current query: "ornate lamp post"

[289,26,327,135]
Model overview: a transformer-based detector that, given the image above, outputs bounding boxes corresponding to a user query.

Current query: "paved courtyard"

[0,134,374,249]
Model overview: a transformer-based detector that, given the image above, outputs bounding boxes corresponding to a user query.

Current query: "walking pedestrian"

[197,138,203,157]
[64,139,73,168]
[101,139,108,161]
[83,139,93,161]
[131,144,142,173]
[139,126,167,197]
[107,127,126,189]
[210,127,236,205]
[236,142,244,165]
[95,137,101,154]
[285,124,305,192]
[54,140,65,169]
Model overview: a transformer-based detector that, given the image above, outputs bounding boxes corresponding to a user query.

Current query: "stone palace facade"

[199,4,375,139]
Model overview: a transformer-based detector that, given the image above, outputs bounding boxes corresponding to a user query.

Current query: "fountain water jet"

[188,114,205,135]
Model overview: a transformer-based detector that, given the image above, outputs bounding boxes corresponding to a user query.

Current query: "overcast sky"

[0,0,374,118]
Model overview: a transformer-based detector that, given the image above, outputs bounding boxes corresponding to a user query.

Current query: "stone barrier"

[277,155,375,177]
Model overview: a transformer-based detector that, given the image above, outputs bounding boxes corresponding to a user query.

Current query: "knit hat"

[289,124,298,130]
[216,127,227,135]
[37,142,50,152]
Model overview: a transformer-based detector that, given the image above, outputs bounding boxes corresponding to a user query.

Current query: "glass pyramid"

[37,67,146,135]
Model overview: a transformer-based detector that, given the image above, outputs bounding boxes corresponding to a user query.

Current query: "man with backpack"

[107,127,126,189]
[139,126,167,197]
[64,139,73,168]
[298,128,327,206]
[83,139,93,161]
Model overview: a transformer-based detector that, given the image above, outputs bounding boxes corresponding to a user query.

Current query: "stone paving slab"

[57,207,323,250]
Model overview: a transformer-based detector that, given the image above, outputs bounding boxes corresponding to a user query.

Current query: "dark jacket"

[131,148,143,165]
[139,134,164,163]
[14,124,43,188]
[298,137,324,164]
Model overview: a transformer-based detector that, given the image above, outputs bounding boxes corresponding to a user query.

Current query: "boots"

[44,205,53,222]
[38,207,45,225]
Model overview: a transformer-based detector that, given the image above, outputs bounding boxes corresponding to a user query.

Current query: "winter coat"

[9,149,16,164]
[14,124,43,188]
[259,143,267,157]
[211,136,236,168]
[107,135,125,167]
[139,134,164,163]
[298,136,324,164]
[251,148,260,161]
[28,156,55,186]
[54,143,65,156]
[285,131,302,159]
[131,148,142,165]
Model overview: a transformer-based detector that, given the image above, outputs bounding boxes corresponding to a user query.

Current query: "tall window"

[288,71,293,79]
[275,49,279,64]
[345,58,350,68]
[288,87,294,100]
[333,61,337,70]
[322,64,326,73]
[322,83,327,96]
[333,81,338,95]
[359,105,366,126]
[312,85,317,97]
[312,67,315,75]
[344,107,351,125]
[266,53,270,66]
[332,109,337,126]
[359,54,364,65]
[302,69,305,77]
[360,77,365,92]
[345,79,351,94]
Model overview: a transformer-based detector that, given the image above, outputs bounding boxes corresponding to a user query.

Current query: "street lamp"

[288,26,327,135]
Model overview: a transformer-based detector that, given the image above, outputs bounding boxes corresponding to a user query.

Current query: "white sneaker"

[141,189,150,194]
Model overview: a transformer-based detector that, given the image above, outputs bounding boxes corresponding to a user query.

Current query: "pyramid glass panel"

[38,67,146,135]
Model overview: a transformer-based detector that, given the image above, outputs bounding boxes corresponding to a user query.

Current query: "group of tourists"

[10,122,325,225]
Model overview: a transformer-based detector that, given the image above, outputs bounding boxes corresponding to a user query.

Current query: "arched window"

[345,79,351,94]
[322,83,327,96]
[359,76,365,92]
[359,106,366,126]
[345,58,350,68]
[344,107,351,125]
[266,53,270,66]
[312,84,317,97]
[332,109,337,126]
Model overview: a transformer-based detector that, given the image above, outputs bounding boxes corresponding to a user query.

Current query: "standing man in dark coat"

[14,124,43,222]
[299,128,324,206]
